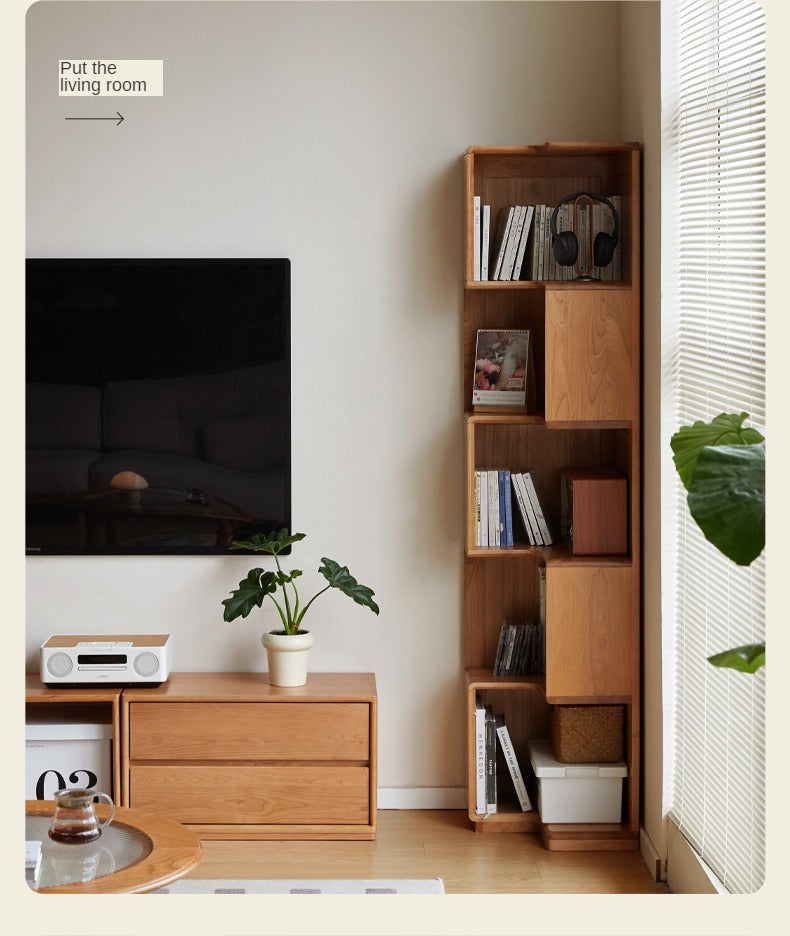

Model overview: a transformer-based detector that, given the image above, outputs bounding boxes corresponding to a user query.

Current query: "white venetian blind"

[661,0,766,894]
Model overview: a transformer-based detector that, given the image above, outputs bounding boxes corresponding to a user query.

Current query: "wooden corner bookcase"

[463,143,640,851]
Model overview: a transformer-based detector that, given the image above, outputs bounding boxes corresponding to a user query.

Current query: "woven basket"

[550,705,625,763]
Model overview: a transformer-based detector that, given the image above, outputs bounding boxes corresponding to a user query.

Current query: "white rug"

[151,878,444,895]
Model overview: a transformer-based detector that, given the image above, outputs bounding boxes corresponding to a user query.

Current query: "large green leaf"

[230,529,306,555]
[687,441,765,566]
[671,413,764,490]
[708,643,765,673]
[222,568,277,621]
[319,557,380,615]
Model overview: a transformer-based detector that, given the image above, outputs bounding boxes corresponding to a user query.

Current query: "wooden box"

[560,469,628,555]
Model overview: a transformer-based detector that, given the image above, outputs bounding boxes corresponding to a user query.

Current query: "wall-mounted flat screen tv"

[26,258,291,555]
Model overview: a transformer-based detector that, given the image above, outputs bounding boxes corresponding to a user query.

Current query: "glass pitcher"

[48,788,114,845]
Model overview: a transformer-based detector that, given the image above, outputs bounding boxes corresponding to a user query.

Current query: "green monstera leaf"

[671,413,766,671]
[319,557,380,615]
[230,529,306,555]
[671,412,764,490]
[222,568,278,621]
[687,441,765,566]
[708,643,765,673]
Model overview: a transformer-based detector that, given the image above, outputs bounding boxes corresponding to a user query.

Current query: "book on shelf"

[522,470,555,545]
[475,470,488,547]
[499,206,525,280]
[499,469,513,547]
[473,195,481,281]
[485,705,497,815]
[487,468,499,547]
[472,328,535,412]
[511,472,541,545]
[512,205,535,280]
[474,692,487,815]
[495,715,532,812]
[480,203,491,280]
[490,206,515,281]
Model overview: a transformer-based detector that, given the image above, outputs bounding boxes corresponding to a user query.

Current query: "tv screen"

[26,258,291,555]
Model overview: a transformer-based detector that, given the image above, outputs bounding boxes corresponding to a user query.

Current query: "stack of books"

[473,468,554,548]
[474,695,532,816]
[472,197,622,282]
[492,619,545,677]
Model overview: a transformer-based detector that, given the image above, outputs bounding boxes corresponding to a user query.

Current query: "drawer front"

[129,702,369,760]
[129,765,370,825]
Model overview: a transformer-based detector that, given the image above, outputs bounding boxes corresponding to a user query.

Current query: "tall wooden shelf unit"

[463,144,640,851]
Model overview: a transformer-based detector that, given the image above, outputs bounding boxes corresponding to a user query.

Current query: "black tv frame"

[25,257,291,556]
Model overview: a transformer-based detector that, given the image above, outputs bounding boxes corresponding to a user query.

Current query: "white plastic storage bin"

[528,739,627,823]
[25,721,113,801]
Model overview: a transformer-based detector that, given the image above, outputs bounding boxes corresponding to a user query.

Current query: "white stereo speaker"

[40,634,172,686]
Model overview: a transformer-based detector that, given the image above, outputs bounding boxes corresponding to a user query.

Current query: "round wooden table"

[26,800,203,894]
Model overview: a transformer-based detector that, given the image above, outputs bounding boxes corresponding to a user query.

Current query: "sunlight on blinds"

[661,0,766,894]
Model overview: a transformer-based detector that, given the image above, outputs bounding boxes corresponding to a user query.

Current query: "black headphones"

[550,192,620,269]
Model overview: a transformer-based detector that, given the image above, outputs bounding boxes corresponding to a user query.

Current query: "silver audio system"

[40,634,172,686]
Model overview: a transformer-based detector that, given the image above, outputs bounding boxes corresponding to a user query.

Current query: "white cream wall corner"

[25,1,623,795]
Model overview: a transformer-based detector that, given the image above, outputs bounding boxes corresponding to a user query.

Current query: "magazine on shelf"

[495,715,532,811]
[512,205,535,280]
[522,471,554,544]
[490,207,515,281]
[512,472,542,545]
[481,203,491,280]
[472,329,535,412]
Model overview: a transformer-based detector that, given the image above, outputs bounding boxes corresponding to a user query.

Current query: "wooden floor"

[187,810,668,894]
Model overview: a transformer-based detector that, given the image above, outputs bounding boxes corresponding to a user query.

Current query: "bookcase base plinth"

[541,823,639,852]
[471,811,542,834]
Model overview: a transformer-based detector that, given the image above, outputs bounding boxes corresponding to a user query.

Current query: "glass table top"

[27,815,152,890]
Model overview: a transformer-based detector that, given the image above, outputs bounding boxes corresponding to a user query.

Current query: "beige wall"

[25,1,647,800]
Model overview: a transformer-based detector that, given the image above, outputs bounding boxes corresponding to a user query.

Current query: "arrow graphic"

[65,112,125,126]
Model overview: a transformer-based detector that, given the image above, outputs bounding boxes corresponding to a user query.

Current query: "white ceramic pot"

[261,630,315,687]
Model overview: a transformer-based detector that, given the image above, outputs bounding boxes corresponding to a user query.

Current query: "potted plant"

[670,411,765,671]
[222,528,379,686]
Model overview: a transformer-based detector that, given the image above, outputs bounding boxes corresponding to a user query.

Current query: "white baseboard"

[377,787,467,810]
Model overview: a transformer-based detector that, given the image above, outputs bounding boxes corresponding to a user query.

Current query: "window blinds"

[661,0,766,894]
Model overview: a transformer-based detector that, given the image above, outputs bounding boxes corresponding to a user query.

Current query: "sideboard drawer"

[129,764,371,825]
[129,701,370,760]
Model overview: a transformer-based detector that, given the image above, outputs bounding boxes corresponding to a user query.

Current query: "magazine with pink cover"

[472,329,534,411]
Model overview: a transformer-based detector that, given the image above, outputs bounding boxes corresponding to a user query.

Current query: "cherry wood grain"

[461,144,641,848]
[121,672,377,840]
[129,765,370,825]
[129,701,369,760]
